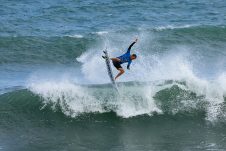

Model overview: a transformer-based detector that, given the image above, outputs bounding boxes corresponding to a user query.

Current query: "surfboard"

[103,50,119,91]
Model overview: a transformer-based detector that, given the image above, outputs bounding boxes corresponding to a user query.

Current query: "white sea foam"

[115,84,162,118]
[27,76,163,118]
[95,31,109,35]
[155,25,194,31]
[28,79,104,117]
[66,34,84,38]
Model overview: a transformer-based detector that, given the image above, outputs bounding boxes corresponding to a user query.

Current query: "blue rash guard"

[117,42,136,69]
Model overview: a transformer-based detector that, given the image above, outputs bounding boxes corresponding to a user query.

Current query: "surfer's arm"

[127,61,132,70]
[126,38,138,53]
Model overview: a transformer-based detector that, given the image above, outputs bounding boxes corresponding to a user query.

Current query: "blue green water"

[1,0,226,150]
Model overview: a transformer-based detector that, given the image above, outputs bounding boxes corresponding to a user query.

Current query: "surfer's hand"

[135,38,138,43]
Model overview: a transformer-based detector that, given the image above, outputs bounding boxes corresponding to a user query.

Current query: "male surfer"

[103,38,138,80]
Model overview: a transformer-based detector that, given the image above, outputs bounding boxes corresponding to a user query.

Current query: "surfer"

[103,38,138,80]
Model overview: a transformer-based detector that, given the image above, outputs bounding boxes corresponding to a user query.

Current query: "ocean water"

[1,0,226,150]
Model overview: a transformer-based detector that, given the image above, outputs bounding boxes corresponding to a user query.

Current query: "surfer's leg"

[112,60,124,80]
[115,68,124,80]
[111,58,121,62]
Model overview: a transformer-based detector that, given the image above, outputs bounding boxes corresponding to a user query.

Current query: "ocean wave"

[0,78,225,122]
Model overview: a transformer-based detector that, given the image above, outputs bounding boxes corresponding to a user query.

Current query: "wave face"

[1,0,226,150]
[1,79,226,121]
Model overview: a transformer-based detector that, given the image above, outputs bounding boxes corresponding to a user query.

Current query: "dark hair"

[132,54,137,58]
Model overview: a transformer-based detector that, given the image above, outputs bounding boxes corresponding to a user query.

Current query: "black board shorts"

[112,61,122,69]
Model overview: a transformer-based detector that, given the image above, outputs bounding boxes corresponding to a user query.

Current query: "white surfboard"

[103,50,119,92]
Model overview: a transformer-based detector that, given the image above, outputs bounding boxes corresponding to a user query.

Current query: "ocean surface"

[1,0,226,150]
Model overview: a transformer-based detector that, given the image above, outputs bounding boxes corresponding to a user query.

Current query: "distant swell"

[0,25,225,65]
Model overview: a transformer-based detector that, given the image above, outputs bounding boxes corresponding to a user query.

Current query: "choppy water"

[1,0,226,151]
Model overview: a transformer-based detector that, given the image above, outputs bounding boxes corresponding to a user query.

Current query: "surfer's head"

[131,54,137,60]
